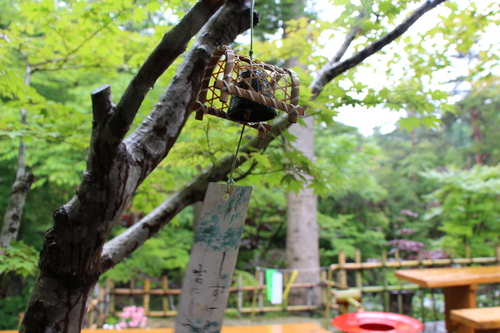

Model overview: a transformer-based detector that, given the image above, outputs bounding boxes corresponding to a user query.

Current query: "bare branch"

[310,0,447,99]
[330,9,366,65]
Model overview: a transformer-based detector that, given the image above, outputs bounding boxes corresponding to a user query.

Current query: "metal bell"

[227,69,277,122]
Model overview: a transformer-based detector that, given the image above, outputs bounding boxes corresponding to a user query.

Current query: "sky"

[312,0,499,136]
[335,106,401,136]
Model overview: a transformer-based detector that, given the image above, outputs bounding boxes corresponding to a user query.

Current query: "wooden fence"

[86,246,500,327]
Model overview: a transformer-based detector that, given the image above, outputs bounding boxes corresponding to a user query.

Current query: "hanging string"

[249,0,255,59]
[227,124,246,186]
[226,0,255,189]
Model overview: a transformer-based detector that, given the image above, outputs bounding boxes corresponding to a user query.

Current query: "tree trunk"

[0,133,33,249]
[286,116,321,306]
[1,63,33,249]
[0,64,34,297]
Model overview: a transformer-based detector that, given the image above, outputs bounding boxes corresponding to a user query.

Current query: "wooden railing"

[86,245,500,327]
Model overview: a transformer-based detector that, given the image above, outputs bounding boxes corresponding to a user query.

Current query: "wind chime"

[177,8,305,331]
[191,46,305,140]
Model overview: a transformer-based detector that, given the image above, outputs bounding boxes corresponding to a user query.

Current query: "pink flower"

[117,306,148,328]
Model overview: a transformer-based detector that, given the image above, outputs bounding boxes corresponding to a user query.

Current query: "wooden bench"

[451,307,500,333]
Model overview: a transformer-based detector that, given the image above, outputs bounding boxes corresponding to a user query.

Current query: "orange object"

[332,312,423,333]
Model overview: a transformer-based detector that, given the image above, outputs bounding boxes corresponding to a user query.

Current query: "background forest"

[1,0,499,329]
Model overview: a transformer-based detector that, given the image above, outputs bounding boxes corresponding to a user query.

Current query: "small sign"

[270,271,283,305]
[175,183,252,333]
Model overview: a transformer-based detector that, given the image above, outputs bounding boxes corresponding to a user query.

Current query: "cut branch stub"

[192,45,304,139]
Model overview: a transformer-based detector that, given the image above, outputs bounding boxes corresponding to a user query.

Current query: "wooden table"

[395,265,500,333]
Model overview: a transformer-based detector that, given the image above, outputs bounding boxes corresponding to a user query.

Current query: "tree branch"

[330,9,366,65]
[36,0,236,286]
[122,0,258,176]
[310,0,447,99]
[86,0,227,177]
[91,85,114,125]
[108,0,227,143]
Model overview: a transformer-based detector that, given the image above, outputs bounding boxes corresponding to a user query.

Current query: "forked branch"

[310,0,447,99]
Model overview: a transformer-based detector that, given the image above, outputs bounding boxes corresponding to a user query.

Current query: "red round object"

[332,312,423,333]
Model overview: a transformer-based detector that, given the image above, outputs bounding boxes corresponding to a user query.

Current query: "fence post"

[326,267,334,318]
[143,279,150,316]
[129,277,135,306]
[258,270,264,311]
[161,276,170,315]
[418,251,425,322]
[381,251,389,312]
[355,249,362,290]
[251,269,259,320]
[395,249,403,314]
[109,279,116,316]
[338,251,348,313]
[237,274,243,316]
[338,251,347,289]
[282,271,289,311]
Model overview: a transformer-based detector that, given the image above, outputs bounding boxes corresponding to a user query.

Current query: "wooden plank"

[175,183,252,333]
[451,307,500,330]
[394,265,500,288]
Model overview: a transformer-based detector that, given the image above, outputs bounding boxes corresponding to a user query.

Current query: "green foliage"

[0,0,178,191]
[0,241,38,277]
[422,165,500,257]
[441,78,500,166]
[318,212,386,264]
[103,227,192,283]
[102,211,194,283]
